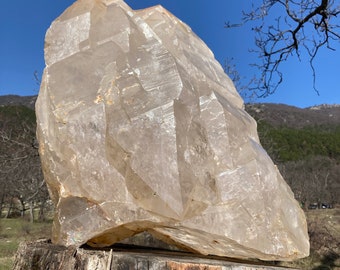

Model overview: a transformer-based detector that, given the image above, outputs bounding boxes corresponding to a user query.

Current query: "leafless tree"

[224,58,257,101]
[0,106,49,221]
[226,0,340,96]
[278,156,339,208]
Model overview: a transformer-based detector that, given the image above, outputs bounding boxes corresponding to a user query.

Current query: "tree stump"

[13,239,296,270]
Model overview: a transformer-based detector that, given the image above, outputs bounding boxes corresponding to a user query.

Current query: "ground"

[279,207,340,269]
[0,218,52,270]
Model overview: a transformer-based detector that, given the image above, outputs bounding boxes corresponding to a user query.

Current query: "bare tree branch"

[226,0,340,96]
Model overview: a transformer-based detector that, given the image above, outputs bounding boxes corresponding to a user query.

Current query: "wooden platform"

[12,239,297,270]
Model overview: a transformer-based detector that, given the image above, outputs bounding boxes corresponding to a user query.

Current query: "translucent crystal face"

[36,0,309,261]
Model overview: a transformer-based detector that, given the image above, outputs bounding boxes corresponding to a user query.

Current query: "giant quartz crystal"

[36,0,309,261]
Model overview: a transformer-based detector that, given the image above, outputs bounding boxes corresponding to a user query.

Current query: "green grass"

[0,218,52,270]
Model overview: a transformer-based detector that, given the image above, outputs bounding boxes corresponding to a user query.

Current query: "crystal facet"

[36,0,309,261]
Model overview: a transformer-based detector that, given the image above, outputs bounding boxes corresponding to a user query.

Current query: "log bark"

[13,239,296,270]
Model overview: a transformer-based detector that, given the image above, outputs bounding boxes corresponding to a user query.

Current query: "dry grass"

[0,218,52,270]
[279,207,340,270]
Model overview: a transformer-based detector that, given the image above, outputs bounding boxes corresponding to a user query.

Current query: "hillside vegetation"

[246,103,340,207]
[258,123,340,162]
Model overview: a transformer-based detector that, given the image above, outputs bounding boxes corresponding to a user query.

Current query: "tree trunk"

[19,198,25,218]
[0,194,4,218]
[29,201,34,223]
[38,201,46,222]
[13,240,296,270]
[4,199,13,219]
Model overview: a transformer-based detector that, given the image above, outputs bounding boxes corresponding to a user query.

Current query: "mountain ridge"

[0,95,37,110]
[1,95,340,128]
[245,102,340,128]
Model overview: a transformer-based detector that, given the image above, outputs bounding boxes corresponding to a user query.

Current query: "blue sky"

[0,0,339,108]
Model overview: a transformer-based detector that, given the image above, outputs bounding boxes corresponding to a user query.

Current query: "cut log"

[13,239,297,270]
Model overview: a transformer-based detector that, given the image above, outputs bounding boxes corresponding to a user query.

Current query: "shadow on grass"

[312,252,339,270]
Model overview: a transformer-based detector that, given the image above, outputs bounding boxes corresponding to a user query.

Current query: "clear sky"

[0,0,339,108]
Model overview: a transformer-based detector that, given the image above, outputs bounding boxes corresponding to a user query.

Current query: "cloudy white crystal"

[36,0,309,261]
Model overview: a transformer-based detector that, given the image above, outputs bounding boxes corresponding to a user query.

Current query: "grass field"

[0,208,339,270]
[0,218,52,270]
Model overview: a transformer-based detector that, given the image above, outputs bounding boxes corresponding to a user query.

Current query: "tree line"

[0,105,49,222]
[256,119,340,208]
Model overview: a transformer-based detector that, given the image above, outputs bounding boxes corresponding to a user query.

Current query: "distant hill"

[0,95,37,110]
[245,103,340,162]
[245,103,340,209]
[245,103,340,128]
